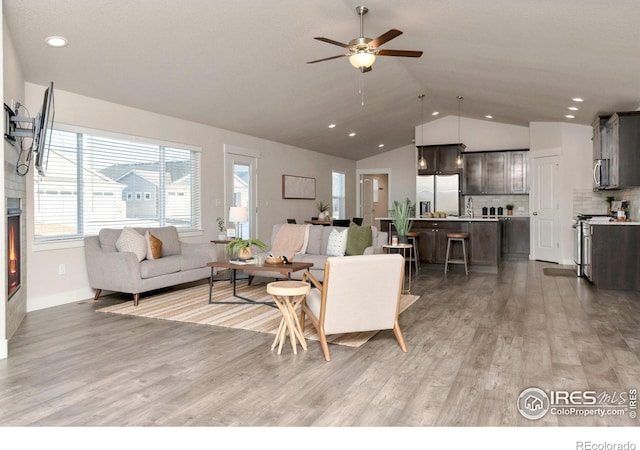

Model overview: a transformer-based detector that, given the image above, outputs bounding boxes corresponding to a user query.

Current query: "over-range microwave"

[593,158,611,189]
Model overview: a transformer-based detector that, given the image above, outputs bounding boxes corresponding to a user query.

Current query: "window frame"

[32,123,203,248]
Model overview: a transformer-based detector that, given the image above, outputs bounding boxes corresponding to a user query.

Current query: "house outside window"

[34,127,201,241]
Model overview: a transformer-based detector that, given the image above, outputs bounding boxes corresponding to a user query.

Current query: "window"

[332,171,345,219]
[34,127,201,241]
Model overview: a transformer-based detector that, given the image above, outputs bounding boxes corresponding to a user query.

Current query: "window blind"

[34,128,201,241]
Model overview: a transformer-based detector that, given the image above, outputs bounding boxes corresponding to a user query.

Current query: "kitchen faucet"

[466,197,474,218]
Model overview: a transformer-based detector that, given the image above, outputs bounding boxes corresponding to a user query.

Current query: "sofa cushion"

[305,225,324,255]
[326,228,348,257]
[294,254,330,270]
[180,252,210,271]
[116,227,147,262]
[140,255,181,279]
[136,226,180,256]
[346,223,372,256]
[145,231,163,260]
[98,228,122,253]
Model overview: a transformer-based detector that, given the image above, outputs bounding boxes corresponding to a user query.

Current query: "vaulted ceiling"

[4,0,639,160]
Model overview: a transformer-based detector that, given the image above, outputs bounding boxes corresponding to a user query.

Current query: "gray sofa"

[245,223,387,283]
[84,226,216,306]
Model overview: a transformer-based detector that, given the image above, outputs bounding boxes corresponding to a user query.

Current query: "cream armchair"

[301,254,408,361]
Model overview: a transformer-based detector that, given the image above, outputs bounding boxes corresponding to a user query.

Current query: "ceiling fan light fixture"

[349,52,376,69]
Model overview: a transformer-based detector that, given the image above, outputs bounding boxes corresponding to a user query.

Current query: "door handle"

[533,212,538,216]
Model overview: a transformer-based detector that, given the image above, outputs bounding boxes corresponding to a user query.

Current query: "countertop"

[588,220,640,226]
[377,216,502,222]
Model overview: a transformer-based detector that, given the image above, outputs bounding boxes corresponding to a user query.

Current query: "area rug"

[543,267,577,277]
[97,282,419,348]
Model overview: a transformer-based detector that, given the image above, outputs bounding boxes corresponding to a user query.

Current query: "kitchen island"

[378,217,502,273]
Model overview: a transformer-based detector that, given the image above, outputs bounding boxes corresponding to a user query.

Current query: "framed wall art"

[282,175,316,199]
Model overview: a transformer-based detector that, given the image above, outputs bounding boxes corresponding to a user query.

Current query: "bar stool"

[267,281,310,355]
[407,231,420,271]
[444,232,469,275]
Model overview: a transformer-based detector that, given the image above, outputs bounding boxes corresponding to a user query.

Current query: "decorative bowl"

[265,256,284,264]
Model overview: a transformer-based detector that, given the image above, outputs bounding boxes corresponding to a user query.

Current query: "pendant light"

[456,95,463,166]
[418,94,426,169]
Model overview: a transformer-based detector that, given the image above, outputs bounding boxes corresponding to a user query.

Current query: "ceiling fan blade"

[369,29,402,48]
[377,49,423,58]
[306,54,347,64]
[314,37,350,48]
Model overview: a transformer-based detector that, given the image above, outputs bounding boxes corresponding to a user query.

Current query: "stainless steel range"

[573,213,612,278]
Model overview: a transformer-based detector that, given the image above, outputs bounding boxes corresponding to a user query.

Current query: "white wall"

[23,84,355,311]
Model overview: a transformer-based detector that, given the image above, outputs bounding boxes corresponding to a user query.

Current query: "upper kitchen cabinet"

[417,144,464,175]
[463,149,529,195]
[599,112,640,189]
[592,115,612,161]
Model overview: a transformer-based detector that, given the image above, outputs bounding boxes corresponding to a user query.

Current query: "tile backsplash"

[573,187,640,220]
[462,195,529,217]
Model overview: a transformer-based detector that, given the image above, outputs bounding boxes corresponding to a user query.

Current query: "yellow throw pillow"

[145,231,163,260]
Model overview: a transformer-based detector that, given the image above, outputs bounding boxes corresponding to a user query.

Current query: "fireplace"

[7,198,21,299]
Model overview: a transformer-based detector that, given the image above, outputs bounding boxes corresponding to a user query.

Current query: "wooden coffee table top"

[207,260,313,275]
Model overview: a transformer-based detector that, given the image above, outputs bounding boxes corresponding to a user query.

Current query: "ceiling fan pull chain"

[360,71,365,106]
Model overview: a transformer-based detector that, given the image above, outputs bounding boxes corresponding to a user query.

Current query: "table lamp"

[229,206,248,239]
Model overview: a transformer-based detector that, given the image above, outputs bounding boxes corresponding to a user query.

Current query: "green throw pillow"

[346,223,372,256]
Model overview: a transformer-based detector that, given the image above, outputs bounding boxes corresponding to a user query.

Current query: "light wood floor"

[1,260,639,426]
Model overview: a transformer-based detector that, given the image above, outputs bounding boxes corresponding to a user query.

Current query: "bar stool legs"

[444,232,469,275]
[407,231,420,272]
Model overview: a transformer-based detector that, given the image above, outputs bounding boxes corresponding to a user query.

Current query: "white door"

[225,152,257,239]
[531,156,560,262]
[361,176,374,225]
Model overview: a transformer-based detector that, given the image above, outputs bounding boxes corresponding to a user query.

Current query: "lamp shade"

[349,52,376,69]
[229,206,248,223]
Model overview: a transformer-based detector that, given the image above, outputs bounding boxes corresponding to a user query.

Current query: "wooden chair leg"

[93,289,102,301]
[133,293,140,306]
[393,321,408,353]
[300,308,306,332]
[318,329,331,362]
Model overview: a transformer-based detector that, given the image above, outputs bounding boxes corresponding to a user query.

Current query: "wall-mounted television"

[33,81,55,176]
[3,81,55,176]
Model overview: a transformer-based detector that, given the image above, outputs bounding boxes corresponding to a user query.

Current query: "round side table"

[267,281,311,355]
[382,243,412,294]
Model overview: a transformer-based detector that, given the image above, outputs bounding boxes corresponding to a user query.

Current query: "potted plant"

[390,198,415,244]
[216,216,227,240]
[316,201,330,221]
[505,204,514,216]
[226,238,268,260]
[606,196,615,215]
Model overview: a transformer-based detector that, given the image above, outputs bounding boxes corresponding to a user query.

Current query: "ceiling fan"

[307,5,423,72]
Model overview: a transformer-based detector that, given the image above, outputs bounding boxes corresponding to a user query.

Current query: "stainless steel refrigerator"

[416,174,460,216]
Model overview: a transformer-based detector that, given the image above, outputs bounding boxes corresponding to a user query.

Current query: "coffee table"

[207,260,313,307]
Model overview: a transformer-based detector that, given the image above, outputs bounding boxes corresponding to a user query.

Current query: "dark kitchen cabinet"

[417,144,464,175]
[463,149,529,195]
[469,221,501,266]
[602,112,640,189]
[501,217,530,258]
[591,224,640,291]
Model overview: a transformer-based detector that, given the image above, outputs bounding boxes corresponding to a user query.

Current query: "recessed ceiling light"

[568,106,579,111]
[328,124,336,129]
[45,36,68,48]
[348,132,356,137]
[378,144,384,148]
[432,111,439,116]
[571,98,584,102]
[565,114,575,119]
[485,115,493,119]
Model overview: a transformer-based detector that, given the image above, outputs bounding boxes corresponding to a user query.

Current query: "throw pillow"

[115,227,147,262]
[145,231,163,260]
[346,223,372,256]
[326,228,348,257]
